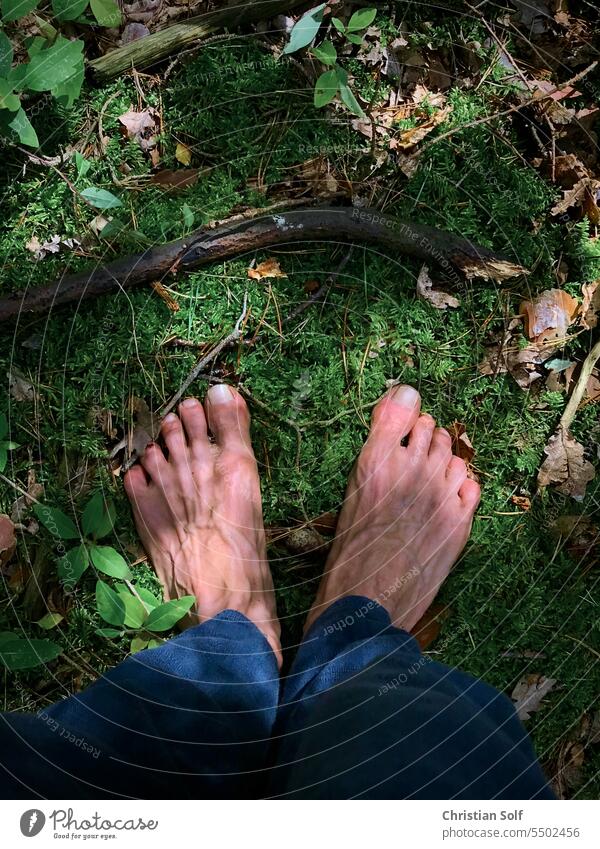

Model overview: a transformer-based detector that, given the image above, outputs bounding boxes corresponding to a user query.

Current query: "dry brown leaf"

[247,258,287,280]
[0,514,16,569]
[175,142,192,166]
[511,674,557,721]
[448,421,475,465]
[580,280,600,330]
[150,169,199,191]
[118,106,159,153]
[520,288,579,345]
[538,426,595,500]
[392,106,451,150]
[151,281,180,312]
[416,264,459,310]
[479,328,547,389]
[410,602,451,650]
[296,156,339,197]
[511,494,532,511]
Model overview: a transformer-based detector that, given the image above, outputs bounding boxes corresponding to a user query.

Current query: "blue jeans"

[0,597,553,799]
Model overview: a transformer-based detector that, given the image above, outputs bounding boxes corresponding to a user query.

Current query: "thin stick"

[559,337,600,431]
[160,293,248,416]
[0,472,42,505]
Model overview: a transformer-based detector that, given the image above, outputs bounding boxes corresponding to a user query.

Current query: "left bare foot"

[124,385,281,665]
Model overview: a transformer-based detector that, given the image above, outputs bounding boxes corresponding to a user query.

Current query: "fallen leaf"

[150,169,199,191]
[121,22,150,43]
[296,156,338,197]
[511,673,557,721]
[0,514,16,569]
[26,234,80,260]
[520,288,579,345]
[175,142,192,166]
[392,106,451,150]
[410,602,451,650]
[247,258,287,280]
[538,426,595,500]
[580,280,600,330]
[111,396,162,468]
[10,468,43,529]
[511,494,532,510]
[118,106,159,153]
[448,421,475,464]
[479,329,547,389]
[416,264,459,309]
[151,281,180,311]
[8,367,37,402]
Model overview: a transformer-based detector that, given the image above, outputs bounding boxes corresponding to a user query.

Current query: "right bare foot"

[304,385,480,633]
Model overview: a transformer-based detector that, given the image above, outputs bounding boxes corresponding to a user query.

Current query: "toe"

[161,413,188,463]
[179,397,209,456]
[370,384,421,441]
[407,413,436,457]
[446,455,468,489]
[204,384,252,454]
[124,465,149,501]
[141,442,170,485]
[429,427,452,470]
[459,478,481,511]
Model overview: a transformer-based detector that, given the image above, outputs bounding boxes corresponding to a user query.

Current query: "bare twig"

[559,337,600,431]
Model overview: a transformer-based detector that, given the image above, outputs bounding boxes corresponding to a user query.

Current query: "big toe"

[370,384,421,442]
[204,383,253,454]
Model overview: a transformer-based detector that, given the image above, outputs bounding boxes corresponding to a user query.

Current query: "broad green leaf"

[0,79,19,112]
[9,107,37,146]
[96,579,126,627]
[283,3,326,54]
[58,543,89,586]
[135,586,161,612]
[0,446,6,472]
[33,504,79,539]
[19,36,83,92]
[182,203,194,231]
[339,81,366,117]
[95,627,123,638]
[314,69,339,108]
[89,0,120,26]
[89,545,132,579]
[331,16,345,33]
[74,151,91,180]
[0,31,13,77]
[82,491,115,539]
[4,441,18,450]
[80,187,122,209]
[144,596,195,632]
[0,413,6,440]
[345,32,364,45]
[35,612,63,629]
[52,59,84,107]
[1,0,39,22]
[347,7,376,31]
[52,0,88,21]
[311,40,336,65]
[147,638,163,649]
[0,637,61,670]
[129,636,149,654]
[118,591,147,629]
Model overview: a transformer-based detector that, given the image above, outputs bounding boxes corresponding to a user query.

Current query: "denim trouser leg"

[0,611,279,799]
[269,597,554,799]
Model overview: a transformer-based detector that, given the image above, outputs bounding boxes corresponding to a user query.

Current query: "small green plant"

[0,631,62,671]
[0,413,18,472]
[282,4,377,117]
[34,491,132,588]
[0,0,121,147]
[95,580,195,654]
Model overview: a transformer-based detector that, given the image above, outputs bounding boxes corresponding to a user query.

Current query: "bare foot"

[124,385,281,665]
[305,385,480,633]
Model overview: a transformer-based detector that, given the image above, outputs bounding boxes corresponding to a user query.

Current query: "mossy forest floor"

[0,3,599,797]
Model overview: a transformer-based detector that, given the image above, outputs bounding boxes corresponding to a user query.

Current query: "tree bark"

[88,0,308,82]
[0,206,528,323]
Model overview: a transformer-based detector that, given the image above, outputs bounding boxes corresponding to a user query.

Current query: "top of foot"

[124,384,282,665]
[305,385,480,633]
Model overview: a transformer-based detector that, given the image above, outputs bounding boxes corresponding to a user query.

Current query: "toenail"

[389,384,419,408]
[146,442,155,450]
[181,398,198,408]
[163,413,178,424]
[207,383,234,404]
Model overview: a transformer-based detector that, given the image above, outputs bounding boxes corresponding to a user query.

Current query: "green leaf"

[0,79,20,112]
[9,107,38,146]
[347,7,376,31]
[339,81,365,117]
[0,637,61,670]
[52,0,88,21]
[80,187,122,209]
[95,627,123,638]
[18,36,83,92]
[52,58,84,107]
[33,504,79,539]
[58,543,89,586]
[0,31,13,77]
[118,591,147,629]
[144,596,195,632]
[147,638,163,649]
[314,69,339,108]
[95,580,126,627]
[74,151,91,180]
[311,40,336,65]
[283,3,326,54]
[345,32,364,45]
[82,491,115,539]
[331,16,345,33]
[89,0,120,27]
[0,413,6,440]
[135,586,161,612]
[35,612,63,630]
[1,0,39,22]
[129,636,149,654]
[89,545,132,579]
[0,446,6,473]
[182,202,194,231]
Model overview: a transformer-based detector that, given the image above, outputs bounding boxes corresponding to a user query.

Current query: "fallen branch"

[0,205,528,323]
[559,338,600,431]
[88,0,307,82]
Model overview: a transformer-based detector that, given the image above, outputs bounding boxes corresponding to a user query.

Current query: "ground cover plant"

[0,0,598,797]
